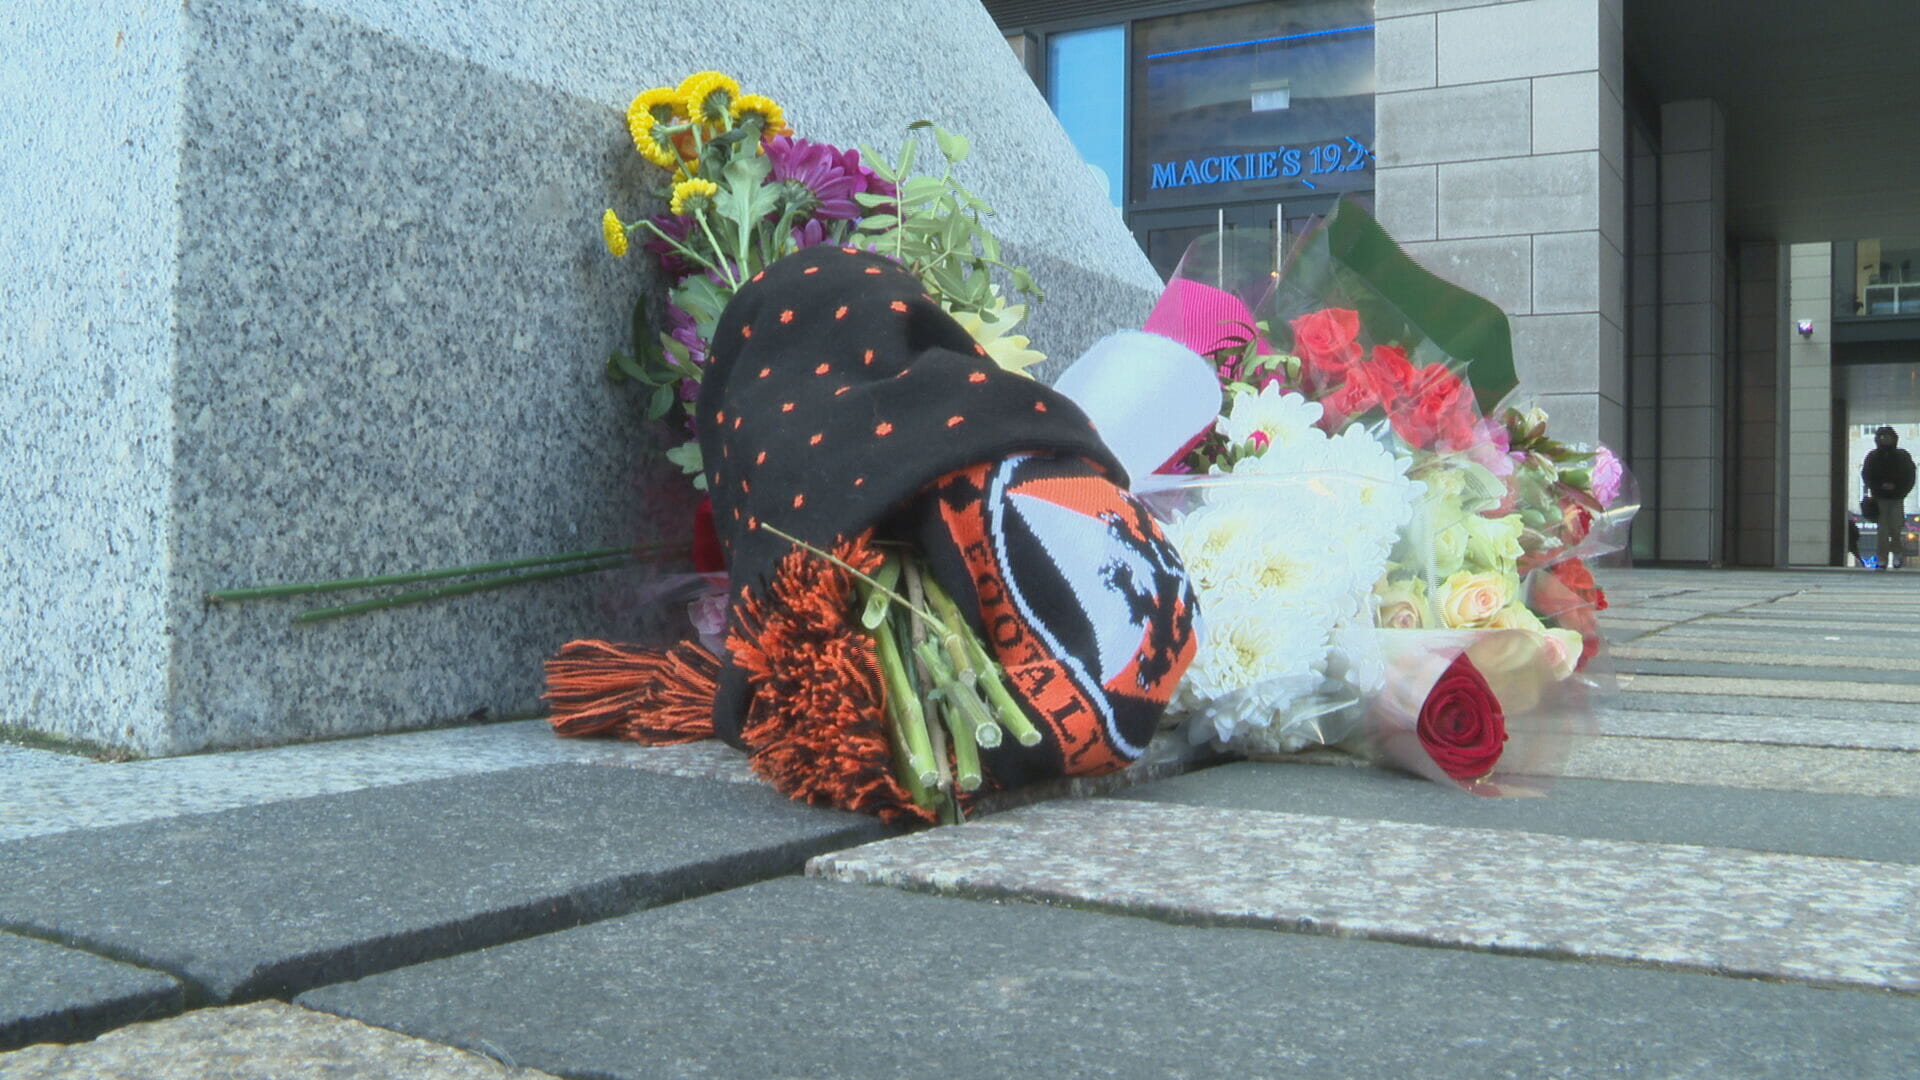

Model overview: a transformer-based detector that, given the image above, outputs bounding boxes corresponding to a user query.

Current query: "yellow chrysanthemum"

[729,93,785,135]
[627,109,681,170]
[678,71,740,127]
[601,209,629,258]
[629,87,682,127]
[669,177,720,217]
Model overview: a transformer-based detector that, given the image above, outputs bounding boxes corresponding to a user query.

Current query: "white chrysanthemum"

[1220,384,1323,454]
[1161,414,1426,752]
[1161,499,1270,593]
[1177,596,1329,744]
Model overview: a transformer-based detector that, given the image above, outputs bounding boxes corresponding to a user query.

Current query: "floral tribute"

[1139,200,1637,792]
[598,72,1046,489]
[552,87,1200,824]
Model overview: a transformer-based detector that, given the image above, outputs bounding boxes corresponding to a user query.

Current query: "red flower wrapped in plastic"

[1388,364,1478,451]
[1288,307,1363,382]
[1414,654,1509,782]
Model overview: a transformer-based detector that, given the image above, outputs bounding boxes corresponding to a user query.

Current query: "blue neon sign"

[1149,136,1373,190]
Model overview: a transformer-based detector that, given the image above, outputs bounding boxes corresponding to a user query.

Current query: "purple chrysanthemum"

[764,135,895,222]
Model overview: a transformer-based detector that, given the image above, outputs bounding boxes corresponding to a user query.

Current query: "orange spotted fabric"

[699,246,1197,784]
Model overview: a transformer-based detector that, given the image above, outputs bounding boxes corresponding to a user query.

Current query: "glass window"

[1849,238,1920,316]
[1048,26,1127,207]
[1129,0,1374,211]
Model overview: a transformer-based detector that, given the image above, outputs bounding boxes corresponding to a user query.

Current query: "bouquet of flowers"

[548,74,1201,823]
[1133,200,1636,792]
[599,72,1047,489]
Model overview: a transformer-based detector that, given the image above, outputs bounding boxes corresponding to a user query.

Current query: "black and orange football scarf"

[549,246,1197,804]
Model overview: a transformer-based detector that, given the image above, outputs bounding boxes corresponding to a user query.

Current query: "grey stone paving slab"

[299,877,1920,1080]
[1616,659,1920,684]
[1114,761,1920,864]
[1607,689,1920,722]
[1620,673,1920,703]
[1638,620,1914,645]
[0,765,889,1004]
[0,1001,559,1079]
[1559,736,1920,797]
[814,801,1920,992]
[1595,709,1920,751]
[0,720,756,843]
[1612,644,1920,672]
[0,933,182,1054]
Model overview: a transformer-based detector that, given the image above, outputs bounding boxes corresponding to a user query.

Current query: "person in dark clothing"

[1861,426,1917,569]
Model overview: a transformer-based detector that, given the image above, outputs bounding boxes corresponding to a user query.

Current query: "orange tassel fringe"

[544,639,719,743]
[731,535,933,824]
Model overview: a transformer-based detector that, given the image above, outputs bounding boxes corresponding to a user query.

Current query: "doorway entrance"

[1131,195,1341,281]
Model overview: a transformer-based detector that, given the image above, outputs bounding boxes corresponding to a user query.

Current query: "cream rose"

[1439,570,1515,629]
[1464,513,1526,571]
[1374,576,1428,629]
[1541,627,1585,681]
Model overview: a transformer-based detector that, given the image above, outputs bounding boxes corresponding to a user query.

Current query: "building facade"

[988,0,1920,566]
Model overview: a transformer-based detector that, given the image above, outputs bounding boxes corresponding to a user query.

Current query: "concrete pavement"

[4,567,1917,1078]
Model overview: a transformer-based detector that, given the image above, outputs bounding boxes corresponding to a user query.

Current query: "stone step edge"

[808,800,1920,996]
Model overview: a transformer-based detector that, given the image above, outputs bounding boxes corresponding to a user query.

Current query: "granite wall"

[3,0,1160,756]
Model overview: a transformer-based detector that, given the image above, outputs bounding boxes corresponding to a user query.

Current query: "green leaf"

[900,176,946,205]
[858,144,898,183]
[978,229,1000,263]
[942,207,972,251]
[660,331,693,377]
[646,384,676,420]
[906,119,935,131]
[933,126,970,164]
[853,191,897,208]
[898,136,918,180]
[714,155,779,246]
[1279,198,1517,413]
[606,350,635,383]
[858,213,900,232]
[673,276,729,340]
[664,439,704,477]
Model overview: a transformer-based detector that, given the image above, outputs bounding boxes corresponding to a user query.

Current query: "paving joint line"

[811,860,1920,999]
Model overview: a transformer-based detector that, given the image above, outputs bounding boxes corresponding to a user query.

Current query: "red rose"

[1365,344,1415,397]
[1416,654,1508,781]
[1322,344,1415,426]
[1288,308,1363,381]
[1547,557,1606,611]
[1389,365,1477,450]
[691,497,726,573]
[1531,559,1606,667]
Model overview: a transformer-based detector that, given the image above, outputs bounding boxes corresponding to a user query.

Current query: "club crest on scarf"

[931,454,1198,779]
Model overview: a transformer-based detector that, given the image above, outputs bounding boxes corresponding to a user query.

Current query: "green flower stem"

[914,637,999,751]
[693,213,741,290]
[872,616,937,787]
[914,639,985,789]
[921,575,1040,748]
[206,545,666,603]
[860,558,901,630]
[633,218,729,279]
[965,635,1042,748]
[923,692,954,792]
[292,558,629,624]
[758,525,943,626]
[886,709,933,811]
[946,693,983,792]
